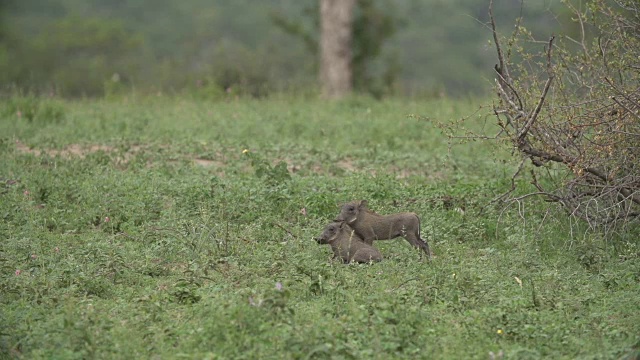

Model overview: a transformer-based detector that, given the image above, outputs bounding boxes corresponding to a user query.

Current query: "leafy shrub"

[2,96,66,125]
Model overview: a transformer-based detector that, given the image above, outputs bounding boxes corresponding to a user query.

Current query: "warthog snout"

[315,221,383,264]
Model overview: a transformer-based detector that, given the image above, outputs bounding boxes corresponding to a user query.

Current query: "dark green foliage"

[0,0,568,97]
[352,0,401,97]
[245,150,292,186]
[3,16,142,97]
[2,96,66,125]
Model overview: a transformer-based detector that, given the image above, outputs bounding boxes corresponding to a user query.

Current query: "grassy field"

[1,95,639,359]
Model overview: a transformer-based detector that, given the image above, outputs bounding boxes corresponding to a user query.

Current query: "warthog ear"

[358,200,368,209]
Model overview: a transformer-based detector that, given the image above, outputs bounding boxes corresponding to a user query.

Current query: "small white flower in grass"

[248,296,263,307]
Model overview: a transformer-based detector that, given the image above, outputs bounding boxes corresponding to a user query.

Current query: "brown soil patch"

[193,158,225,168]
[12,140,444,179]
[337,158,357,172]
[14,140,232,171]
[15,140,118,159]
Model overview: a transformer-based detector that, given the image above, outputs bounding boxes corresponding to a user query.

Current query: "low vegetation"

[1,95,638,359]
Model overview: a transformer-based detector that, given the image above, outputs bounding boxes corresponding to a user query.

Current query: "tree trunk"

[319,0,355,99]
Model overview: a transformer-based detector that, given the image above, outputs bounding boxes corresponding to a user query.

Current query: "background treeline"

[1,0,570,98]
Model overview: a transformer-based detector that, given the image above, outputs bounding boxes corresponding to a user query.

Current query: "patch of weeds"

[598,259,640,290]
[171,277,202,305]
[78,275,114,298]
[135,291,171,323]
[140,258,170,278]
[2,95,66,125]
[243,149,291,186]
[38,100,66,125]
[248,281,294,317]
[84,150,113,167]
[56,300,115,359]
[0,137,10,154]
[573,236,609,274]
[294,259,336,296]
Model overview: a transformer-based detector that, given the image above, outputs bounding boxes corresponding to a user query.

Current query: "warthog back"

[336,200,431,258]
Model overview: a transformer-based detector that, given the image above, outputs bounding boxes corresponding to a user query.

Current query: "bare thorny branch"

[486,0,640,233]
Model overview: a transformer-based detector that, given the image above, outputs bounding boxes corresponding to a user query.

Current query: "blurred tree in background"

[0,0,568,98]
[274,0,400,98]
[319,0,356,99]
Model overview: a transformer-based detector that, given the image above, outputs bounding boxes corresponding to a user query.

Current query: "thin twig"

[273,222,299,239]
[491,158,526,204]
[518,36,555,141]
[489,0,511,84]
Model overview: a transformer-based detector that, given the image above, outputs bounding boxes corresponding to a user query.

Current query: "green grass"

[1,95,638,359]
